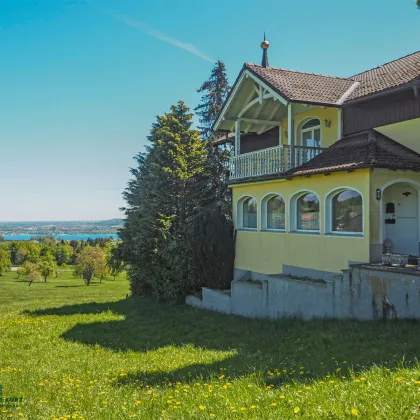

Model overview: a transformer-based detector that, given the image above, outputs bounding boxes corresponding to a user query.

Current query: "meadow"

[1,270,420,419]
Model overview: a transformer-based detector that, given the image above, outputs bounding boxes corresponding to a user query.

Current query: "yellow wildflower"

[199,405,205,410]
[351,408,359,416]
[294,407,300,414]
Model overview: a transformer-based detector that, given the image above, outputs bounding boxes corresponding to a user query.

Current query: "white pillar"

[337,108,343,141]
[287,103,294,146]
[235,119,241,156]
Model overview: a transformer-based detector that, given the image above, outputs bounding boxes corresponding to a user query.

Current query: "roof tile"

[284,130,420,177]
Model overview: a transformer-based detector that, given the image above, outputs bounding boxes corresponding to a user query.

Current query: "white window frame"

[236,195,258,231]
[298,118,321,147]
[290,190,321,233]
[261,193,286,232]
[325,187,364,236]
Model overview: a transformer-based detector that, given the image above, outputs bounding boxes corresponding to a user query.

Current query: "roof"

[348,51,420,101]
[246,63,356,105]
[284,130,420,178]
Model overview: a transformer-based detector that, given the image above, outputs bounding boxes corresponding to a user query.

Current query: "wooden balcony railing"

[229,145,325,180]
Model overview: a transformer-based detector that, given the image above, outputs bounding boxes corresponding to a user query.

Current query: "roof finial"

[261,32,269,68]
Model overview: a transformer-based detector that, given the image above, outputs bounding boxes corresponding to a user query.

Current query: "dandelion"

[293,407,300,414]
[240,407,246,411]
[199,405,206,410]
[279,395,285,399]
[210,414,215,417]
[271,403,277,407]
[219,375,225,380]
[250,405,256,409]
[305,386,311,390]
[414,380,420,385]
[351,408,359,416]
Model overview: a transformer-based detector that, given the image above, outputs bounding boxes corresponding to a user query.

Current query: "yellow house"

[213,40,420,283]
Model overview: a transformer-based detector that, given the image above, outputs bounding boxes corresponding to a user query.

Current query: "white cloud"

[114,15,214,63]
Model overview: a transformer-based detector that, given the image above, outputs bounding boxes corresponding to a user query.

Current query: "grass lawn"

[1,271,420,419]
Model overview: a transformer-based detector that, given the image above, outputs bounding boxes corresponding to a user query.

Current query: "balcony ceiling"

[216,72,320,134]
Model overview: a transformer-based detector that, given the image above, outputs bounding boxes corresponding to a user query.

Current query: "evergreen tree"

[195,60,230,139]
[119,101,209,302]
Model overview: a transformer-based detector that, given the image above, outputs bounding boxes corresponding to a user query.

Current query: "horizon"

[1,0,419,221]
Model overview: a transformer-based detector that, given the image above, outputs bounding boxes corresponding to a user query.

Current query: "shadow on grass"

[25,297,420,387]
[55,285,100,288]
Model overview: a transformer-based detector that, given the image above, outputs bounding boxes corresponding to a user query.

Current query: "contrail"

[114,15,214,63]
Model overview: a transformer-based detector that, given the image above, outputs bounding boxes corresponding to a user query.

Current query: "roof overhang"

[213,67,289,134]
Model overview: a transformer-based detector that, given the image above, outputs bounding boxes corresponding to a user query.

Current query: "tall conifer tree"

[119,101,208,302]
[195,60,230,139]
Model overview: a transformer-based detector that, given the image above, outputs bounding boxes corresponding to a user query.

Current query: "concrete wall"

[186,266,420,320]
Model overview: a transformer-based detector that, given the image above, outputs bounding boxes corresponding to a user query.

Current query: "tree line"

[0,237,123,285]
[116,61,236,303]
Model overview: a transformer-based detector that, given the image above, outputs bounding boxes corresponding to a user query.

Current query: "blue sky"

[0,0,419,221]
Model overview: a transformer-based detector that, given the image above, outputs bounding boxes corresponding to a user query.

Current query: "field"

[1,271,420,419]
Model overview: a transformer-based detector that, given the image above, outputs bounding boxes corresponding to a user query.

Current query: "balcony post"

[235,119,241,156]
[288,102,294,167]
[287,103,294,145]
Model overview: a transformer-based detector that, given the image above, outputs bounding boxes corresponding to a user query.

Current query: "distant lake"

[3,234,119,241]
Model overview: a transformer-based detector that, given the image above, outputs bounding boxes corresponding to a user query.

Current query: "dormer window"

[301,118,321,148]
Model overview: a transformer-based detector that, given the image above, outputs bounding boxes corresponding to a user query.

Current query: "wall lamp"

[324,119,332,128]
[376,188,382,200]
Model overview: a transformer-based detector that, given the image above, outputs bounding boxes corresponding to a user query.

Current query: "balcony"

[229,145,325,180]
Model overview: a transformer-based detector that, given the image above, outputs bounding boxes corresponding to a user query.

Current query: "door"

[384,185,419,255]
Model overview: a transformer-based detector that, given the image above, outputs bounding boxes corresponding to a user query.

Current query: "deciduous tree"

[75,246,108,285]
[38,254,58,282]
[0,247,12,276]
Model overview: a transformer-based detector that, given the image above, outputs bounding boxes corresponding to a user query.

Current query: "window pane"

[267,196,285,230]
[302,119,320,130]
[302,131,313,147]
[297,193,319,230]
[332,190,363,232]
[243,198,257,229]
[313,128,321,146]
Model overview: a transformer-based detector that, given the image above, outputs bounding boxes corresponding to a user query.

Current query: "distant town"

[0,219,123,236]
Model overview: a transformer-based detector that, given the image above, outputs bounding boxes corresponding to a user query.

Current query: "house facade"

[187,40,420,320]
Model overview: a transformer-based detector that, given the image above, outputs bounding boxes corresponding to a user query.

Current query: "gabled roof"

[284,130,420,178]
[246,63,356,105]
[347,51,420,101]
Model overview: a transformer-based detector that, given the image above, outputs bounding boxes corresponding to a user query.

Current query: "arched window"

[331,190,363,233]
[301,118,321,148]
[297,193,320,231]
[237,196,257,229]
[267,195,286,230]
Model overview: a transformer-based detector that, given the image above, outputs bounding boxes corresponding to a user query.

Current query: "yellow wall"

[232,170,370,274]
[280,106,340,149]
[375,118,420,153]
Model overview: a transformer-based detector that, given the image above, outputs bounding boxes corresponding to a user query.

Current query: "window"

[261,195,286,230]
[301,118,321,148]
[242,197,257,229]
[331,190,363,233]
[297,193,320,231]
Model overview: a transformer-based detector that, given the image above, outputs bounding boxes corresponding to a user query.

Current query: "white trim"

[238,93,274,118]
[324,187,364,236]
[245,71,288,105]
[214,71,247,131]
[236,195,258,231]
[297,117,321,147]
[260,192,287,232]
[335,82,361,105]
[379,179,420,245]
[289,190,321,233]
